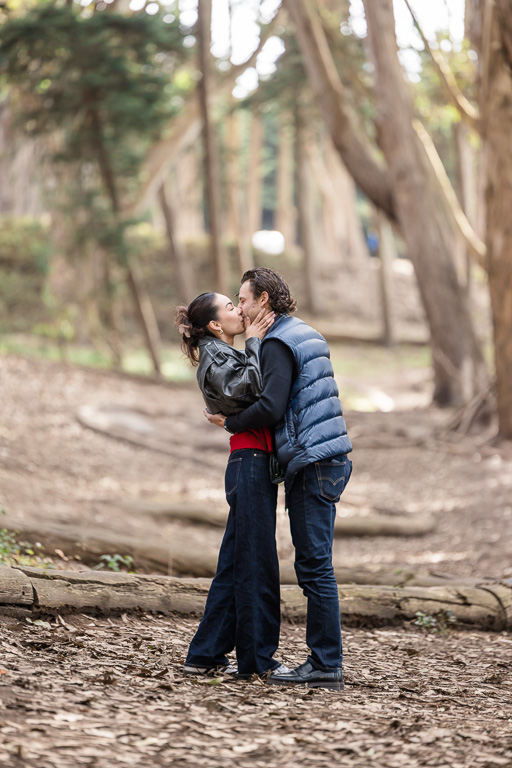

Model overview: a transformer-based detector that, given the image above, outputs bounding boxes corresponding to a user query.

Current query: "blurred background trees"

[0,0,511,439]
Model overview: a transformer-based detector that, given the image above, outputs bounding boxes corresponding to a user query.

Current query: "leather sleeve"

[204,337,262,410]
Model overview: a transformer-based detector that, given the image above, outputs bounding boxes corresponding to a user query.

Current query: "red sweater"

[229,426,273,453]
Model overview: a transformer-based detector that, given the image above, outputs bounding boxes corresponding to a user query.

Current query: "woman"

[175,292,287,679]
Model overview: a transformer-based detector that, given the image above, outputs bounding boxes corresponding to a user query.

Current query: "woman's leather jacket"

[196,336,262,415]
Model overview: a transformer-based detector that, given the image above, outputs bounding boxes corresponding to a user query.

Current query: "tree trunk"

[455,122,478,291]
[247,112,264,236]
[226,107,254,273]
[376,211,398,347]
[197,0,230,295]
[89,103,162,374]
[325,138,370,270]
[275,113,296,248]
[481,0,512,438]
[295,110,321,316]
[125,259,162,376]
[102,253,123,368]
[362,0,488,407]
[283,0,396,220]
[158,181,194,304]
[174,145,205,238]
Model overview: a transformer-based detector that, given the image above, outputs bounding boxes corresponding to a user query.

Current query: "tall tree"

[477,0,512,438]
[361,0,487,405]
[286,0,488,406]
[197,0,229,296]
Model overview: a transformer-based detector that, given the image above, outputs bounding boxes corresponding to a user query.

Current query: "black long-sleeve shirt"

[224,339,295,433]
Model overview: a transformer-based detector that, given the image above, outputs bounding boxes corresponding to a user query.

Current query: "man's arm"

[224,339,295,432]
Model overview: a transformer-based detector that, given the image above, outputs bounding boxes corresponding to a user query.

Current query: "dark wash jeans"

[285,454,352,671]
[185,449,280,676]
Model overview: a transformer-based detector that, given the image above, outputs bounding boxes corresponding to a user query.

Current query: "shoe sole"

[182,667,237,676]
[268,678,344,691]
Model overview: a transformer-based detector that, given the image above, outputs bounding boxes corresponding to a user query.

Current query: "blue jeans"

[185,449,280,676]
[285,454,352,671]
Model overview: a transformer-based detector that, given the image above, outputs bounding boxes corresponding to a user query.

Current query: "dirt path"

[1,353,511,579]
[1,352,511,765]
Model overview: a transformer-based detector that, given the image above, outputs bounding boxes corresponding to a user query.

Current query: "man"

[205,268,352,691]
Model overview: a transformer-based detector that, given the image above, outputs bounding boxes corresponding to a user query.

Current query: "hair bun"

[178,322,191,338]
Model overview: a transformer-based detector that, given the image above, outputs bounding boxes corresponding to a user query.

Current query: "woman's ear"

[208,319,222,335]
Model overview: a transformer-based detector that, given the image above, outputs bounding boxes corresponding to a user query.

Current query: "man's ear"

[259,290,270,308]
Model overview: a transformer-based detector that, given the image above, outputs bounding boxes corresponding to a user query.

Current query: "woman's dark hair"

[174,292,219,365]
[241,268,297,315]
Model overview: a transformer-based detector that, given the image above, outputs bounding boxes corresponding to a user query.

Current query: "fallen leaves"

[0,615,511,768]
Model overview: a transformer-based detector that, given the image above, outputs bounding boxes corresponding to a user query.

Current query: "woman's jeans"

[285,454,352,672]
[185,449,280,676]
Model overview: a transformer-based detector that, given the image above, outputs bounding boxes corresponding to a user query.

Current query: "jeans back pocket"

[315,458,352,502]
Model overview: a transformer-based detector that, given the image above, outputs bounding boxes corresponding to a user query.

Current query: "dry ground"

[0,352,511,767]
[1,614,511,768]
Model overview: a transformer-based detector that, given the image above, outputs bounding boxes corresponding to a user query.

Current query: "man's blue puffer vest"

[263,314,352,482]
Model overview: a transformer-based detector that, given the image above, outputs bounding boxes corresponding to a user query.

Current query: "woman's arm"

[203,309,275,409]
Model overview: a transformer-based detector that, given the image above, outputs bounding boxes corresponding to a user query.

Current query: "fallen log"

[334,514,436,537]
[2,567,511,631]
[0,565,33,605]
[0,517,219,577]
[278,564,495,588]
[121,499,437,537]
[76,404,226,469]
[1,518,455,586]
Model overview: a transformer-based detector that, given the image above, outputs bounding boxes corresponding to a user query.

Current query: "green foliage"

[0,3,187,170]
[413,609,457,634]
[0,2,190,269]
[93,553,134,572]
[0,216,52,331]
[0,216,51,274]
[0,515,53,569]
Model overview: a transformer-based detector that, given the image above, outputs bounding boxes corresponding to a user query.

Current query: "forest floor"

[0,350,511,767]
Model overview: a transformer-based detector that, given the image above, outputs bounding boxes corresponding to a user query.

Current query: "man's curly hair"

[241,268,297,315]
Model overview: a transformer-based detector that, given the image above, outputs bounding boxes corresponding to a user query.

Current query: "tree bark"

[197,0,230,296]
[325,138,370,270]
[362,0,488,407]
[295,109,321,315]
[3,565,511,630]
[125,259,162,376]
[121,498,437,538]
[376,211,398,347]
[226,107,254,273]
[275,113,296,248]
[247,112,264,236]
[89,103,162,375]
[480,0,512,438]
[158,181,194,305]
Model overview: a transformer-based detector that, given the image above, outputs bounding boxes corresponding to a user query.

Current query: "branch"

[413,119,486,270]
[403,0,480,130]
[283,0,396,221]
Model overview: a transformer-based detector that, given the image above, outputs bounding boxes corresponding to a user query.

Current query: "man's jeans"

[285,454,352,671]
[186,449,280,676]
